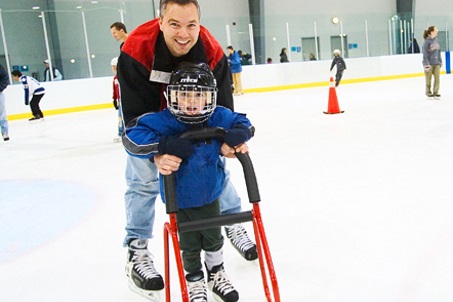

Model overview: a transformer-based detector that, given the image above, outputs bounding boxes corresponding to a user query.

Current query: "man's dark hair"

[110,22,127,33]
[11,70,22,77]
[159,0,200,18]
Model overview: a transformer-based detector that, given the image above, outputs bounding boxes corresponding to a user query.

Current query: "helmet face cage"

[166,63,218,124]
[167,84,216,124]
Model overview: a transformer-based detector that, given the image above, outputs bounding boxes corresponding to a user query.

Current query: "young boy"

[111,57,123,143]
[11,70,45,121]
[329,49,347,87]
[122,62,254,302]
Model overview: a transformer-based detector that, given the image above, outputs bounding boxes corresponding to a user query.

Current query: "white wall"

[5,77,111,116]
[4,53,436,118]
[242,53,428,90]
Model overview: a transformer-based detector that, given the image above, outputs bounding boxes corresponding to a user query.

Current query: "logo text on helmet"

[180,76,198,83]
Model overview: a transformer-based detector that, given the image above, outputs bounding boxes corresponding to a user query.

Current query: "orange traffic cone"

[323,77,344,114]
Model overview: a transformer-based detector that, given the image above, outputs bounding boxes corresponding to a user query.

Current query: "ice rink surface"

[1,75,453,301]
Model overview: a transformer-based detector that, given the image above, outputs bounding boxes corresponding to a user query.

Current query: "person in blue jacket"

[123,62,253,302]
[227,45,243,96]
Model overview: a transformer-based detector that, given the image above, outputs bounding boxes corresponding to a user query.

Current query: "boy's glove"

[25,100,29,106]
[224,124,250,147]
[113,99,119,110]
[158,136,194,159]
[424,65,431,72]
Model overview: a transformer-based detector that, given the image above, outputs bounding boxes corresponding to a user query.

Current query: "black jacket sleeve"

[212,55,234,111]
[117,53,162,126]
[0,65,9,92]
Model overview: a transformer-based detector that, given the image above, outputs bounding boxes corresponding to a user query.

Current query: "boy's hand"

[224,124,250,148]
[158,136,194,159]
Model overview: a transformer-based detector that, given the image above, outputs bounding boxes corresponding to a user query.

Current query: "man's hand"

[154,154,182,175]
[221,142,249,158]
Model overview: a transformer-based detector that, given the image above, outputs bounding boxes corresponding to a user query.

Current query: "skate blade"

[128,279,162,302]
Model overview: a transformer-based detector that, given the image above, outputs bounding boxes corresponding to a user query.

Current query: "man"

[110,21,128,48]
[117,0,257,300]
[43,59,63,81]
[0,64,9,141]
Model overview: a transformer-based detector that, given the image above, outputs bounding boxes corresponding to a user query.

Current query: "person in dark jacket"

[330,49,346,87]
[0,64,9,141]
[238,50,252,65]
[43,59,63,81]
[117,0,257,300]
[124,62,253,302]
[279,47,289,63]
[422,26,442,99]
[408,38,420,54]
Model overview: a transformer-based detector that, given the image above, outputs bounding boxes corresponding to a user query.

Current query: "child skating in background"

[330,49,347,87]
[123,62,254,302]
[111,57,123,143]
[11,70,45,121]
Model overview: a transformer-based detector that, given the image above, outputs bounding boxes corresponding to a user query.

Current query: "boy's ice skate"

[126,239,164,301]
[206,263,239,302]
[225,224,258,261]
[186,271,208,302]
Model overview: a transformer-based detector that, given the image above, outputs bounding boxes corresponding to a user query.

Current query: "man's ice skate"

[206,263,239,302]
[126,239,164,301]
[225,224,258,261]
[186,271,208,302]
[426,94,434,100]
[434,94,441,100]
[2,132,9,141]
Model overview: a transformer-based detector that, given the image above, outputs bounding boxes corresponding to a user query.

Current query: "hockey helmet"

[166,62,217,124]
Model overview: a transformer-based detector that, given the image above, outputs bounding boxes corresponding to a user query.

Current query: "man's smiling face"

[159,2,200,57]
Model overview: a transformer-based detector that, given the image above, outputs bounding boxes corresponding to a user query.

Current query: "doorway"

[330,35,349,58]
[301,37,320,61]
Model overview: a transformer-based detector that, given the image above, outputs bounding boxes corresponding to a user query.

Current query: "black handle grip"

[179,127,226,141]
[235,152,261,203]
[163,174,178,214]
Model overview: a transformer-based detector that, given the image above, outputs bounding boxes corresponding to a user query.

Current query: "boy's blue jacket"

[123,106,253,209]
